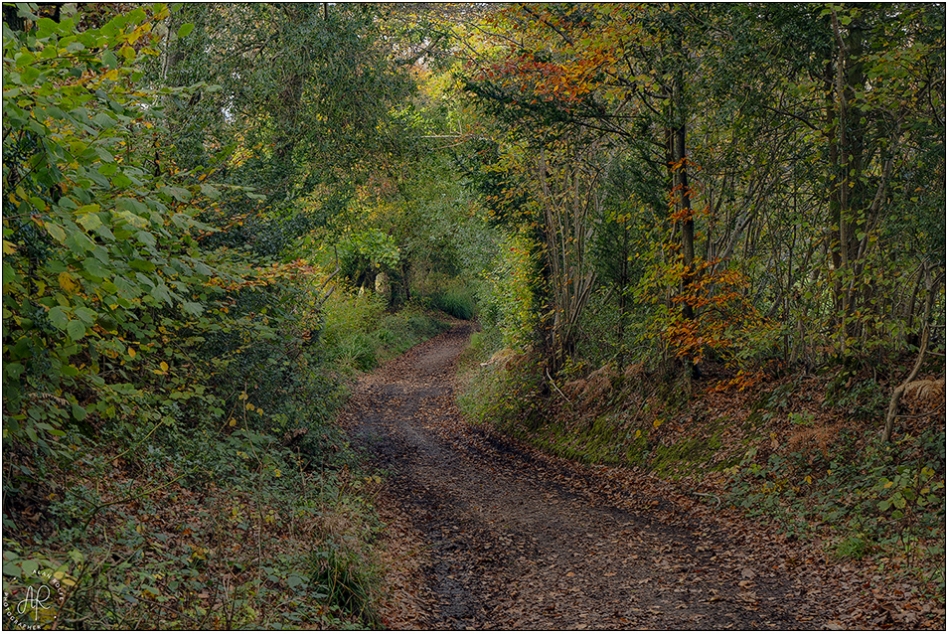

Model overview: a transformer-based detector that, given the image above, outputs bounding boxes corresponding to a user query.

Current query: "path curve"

[342,324,843,629]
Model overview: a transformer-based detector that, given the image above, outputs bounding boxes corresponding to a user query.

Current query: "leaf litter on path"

[340,324,945,630]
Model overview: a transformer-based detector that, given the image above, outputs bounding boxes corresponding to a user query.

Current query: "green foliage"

[427,285,476,320]
[320,287,448,372]
[824,372,888,422]
[2,422,379,629]
[337,229,402,283]
[309,542,379,627]
[476,231,540,351]
[163,3,414,203]
[1,5,449,629]
[725,429,946,583]
[788,412,816,427]
[456,345,545,436]
[3,3,211,448]
[835,535,870,560]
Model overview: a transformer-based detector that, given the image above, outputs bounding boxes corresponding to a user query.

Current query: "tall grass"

[429,286,476,320]
[321,287,449,372]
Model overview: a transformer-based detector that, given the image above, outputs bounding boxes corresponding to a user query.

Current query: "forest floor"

[341,324,944,630]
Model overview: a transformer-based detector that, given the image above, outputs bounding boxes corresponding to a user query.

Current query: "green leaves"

[2,4,235,445]
[339,229,401,270]
[77,211,103,232]
[45,221,67,243]
[66,320,87,341]
[71,403,87,421]
[48,306,69,330]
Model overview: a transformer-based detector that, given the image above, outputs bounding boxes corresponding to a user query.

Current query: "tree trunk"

[829,9,869,353]
[675,124,695,323]
[670,56,697,378]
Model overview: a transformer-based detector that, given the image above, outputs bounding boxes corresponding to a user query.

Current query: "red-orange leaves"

[664,260,773,366]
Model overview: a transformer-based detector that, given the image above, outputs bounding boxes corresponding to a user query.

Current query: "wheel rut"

[341,324,835,629]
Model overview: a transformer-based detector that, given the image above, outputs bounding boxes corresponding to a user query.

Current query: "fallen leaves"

[342,325,946,631]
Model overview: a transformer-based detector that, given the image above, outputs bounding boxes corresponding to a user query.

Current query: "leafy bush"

[3,4,224,450]
[476,231,540,351]
[320,288,448,372]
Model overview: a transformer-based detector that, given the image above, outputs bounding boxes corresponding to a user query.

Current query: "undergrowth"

[322,289,450,373]
[724,428,946,596]
[457,327,947,602]
[3,425,379,629]
[2,286,446,629]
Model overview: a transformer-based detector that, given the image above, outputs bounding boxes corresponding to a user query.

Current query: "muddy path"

[341,324,854,629]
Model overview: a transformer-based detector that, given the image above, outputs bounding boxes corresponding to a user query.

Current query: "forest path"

[341,324,841,629]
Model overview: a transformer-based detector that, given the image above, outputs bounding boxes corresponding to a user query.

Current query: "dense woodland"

[2,3,945,629]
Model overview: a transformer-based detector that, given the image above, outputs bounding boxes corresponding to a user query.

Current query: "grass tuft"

[429,287,476,320]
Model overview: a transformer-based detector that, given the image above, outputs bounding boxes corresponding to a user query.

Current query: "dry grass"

[563,363,618,408]
[787,423,844,456]
[902,377,945,406]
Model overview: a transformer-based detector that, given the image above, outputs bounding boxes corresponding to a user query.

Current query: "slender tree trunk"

[670,53,697,377]
[675,124,695,323]
[617,221,629,367]
[883,267,937,441]
[829,9,869,354]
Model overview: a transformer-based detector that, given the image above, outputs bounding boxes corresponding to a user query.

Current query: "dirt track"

[342,324,852,629]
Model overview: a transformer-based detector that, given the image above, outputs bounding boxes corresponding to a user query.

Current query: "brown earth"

[340,324,943,630]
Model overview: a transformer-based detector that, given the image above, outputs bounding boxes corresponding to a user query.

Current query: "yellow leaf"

[160,361,169,372]
[804,475,812,485]
[653,419,662,430]
[634,429,642,439]
[273,468,282,478]
[256,407,263,415]
[245,402,255,411]
[58,271,78,293]
[128,347,136,358]
[2,240,16,255]
[239,392,248,401]
[228,418,237,427]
